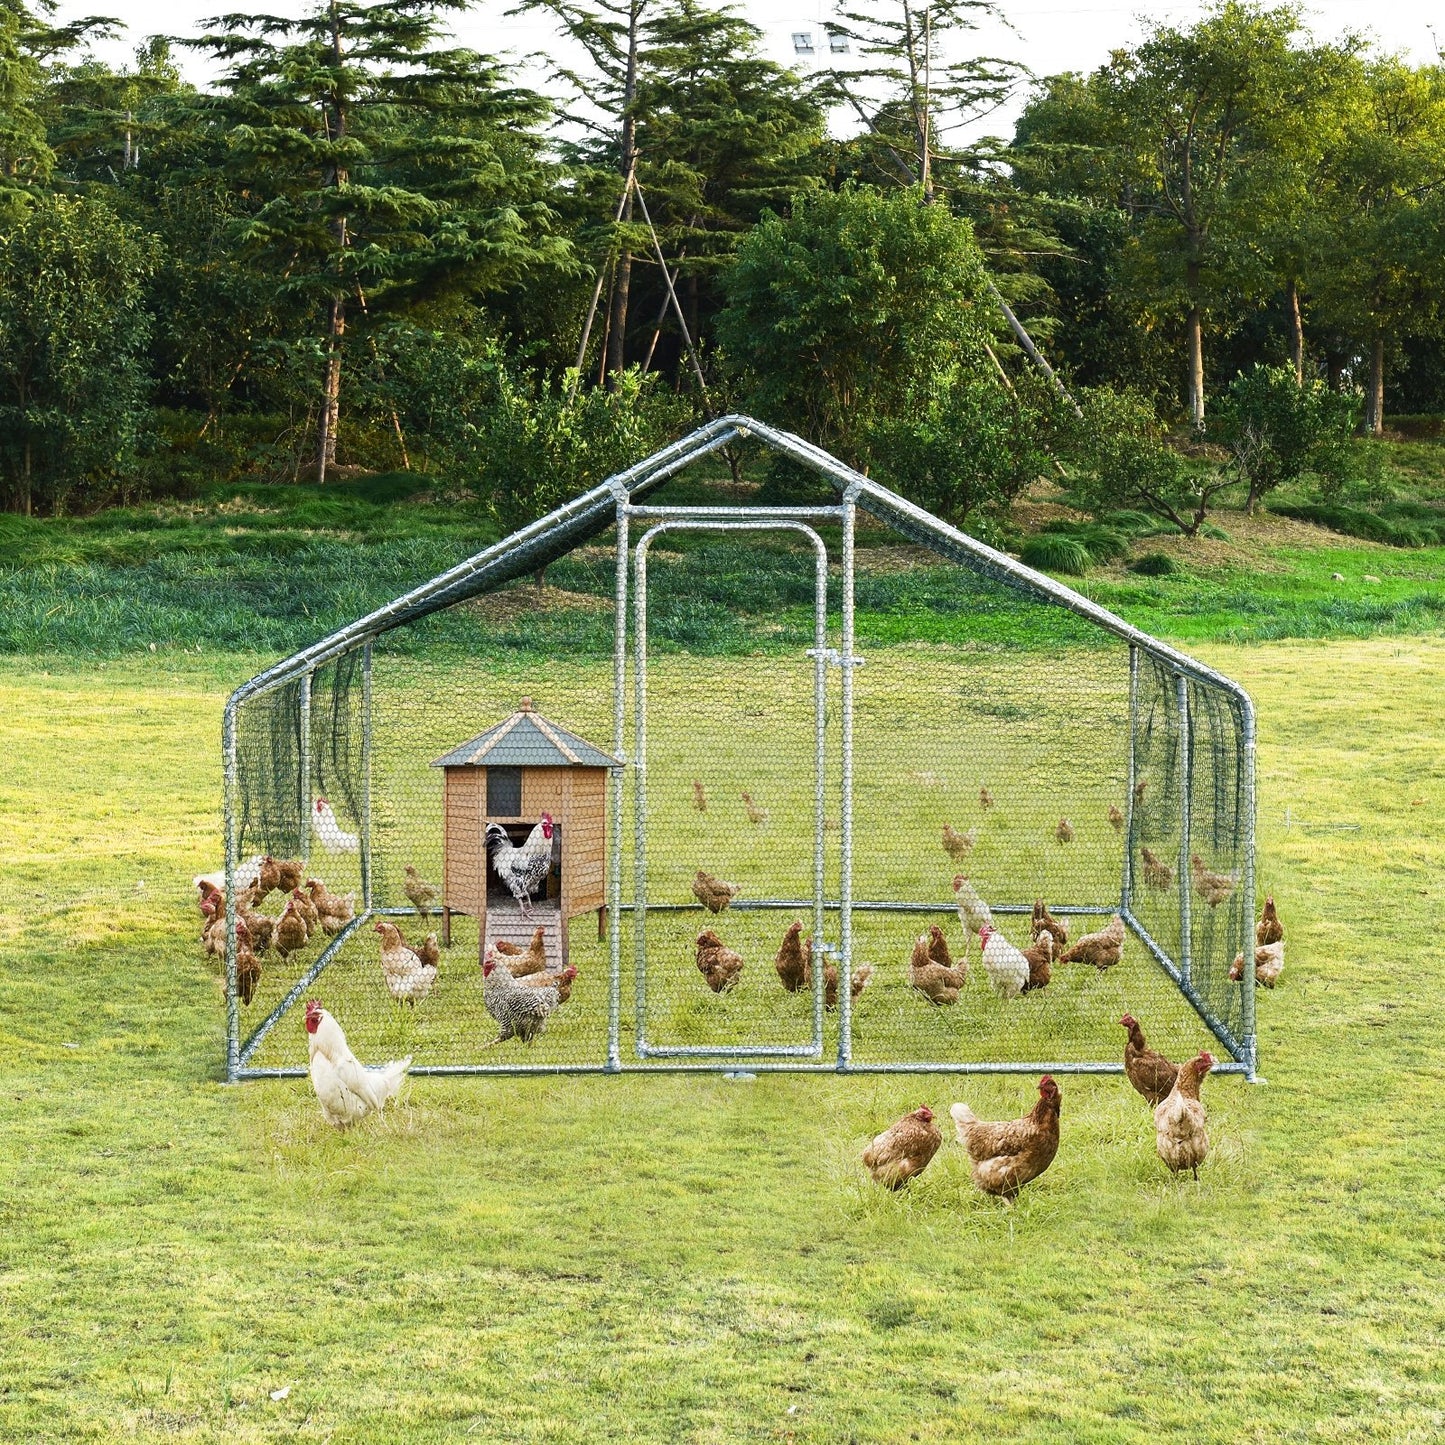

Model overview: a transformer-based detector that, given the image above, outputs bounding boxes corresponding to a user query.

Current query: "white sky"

[65,1,1443,144]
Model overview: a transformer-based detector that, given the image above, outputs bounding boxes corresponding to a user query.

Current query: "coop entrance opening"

[630,514,847,1060]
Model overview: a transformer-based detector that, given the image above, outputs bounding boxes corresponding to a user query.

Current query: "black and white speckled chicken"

[485,814,555,919]
[481,944,564,1046]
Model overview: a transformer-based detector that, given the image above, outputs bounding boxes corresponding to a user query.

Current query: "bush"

[1215,364,1360,513]
[869,373,1061,527]
[718,185,994,468]
[1127,551,1177,576]
[1270,500,1445,548]
[1020,533,1092,575]
[1040,520,1131,562]
[1063,386,1236,536]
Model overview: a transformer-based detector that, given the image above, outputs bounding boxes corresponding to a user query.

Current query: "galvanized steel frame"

[223,414,1258,1082]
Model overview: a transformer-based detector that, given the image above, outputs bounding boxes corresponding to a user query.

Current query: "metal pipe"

[360,642,373,912]
[607,899,1119,915]
[297,670,312,865]
[1176,673,1194,988]
[633,519,651,1055]
[631,515,831,1061]
[222,698,241,1083]
[1120,643,1140,914]
[838,492,858,1070]
[609,500,628,1071]
[811,508,828,1062]
[237,912,370,1067]
[1238,694,1260,1079]
[1123,907,1247,1062]
[625,504,849,520]
[237,1059,1251,1079]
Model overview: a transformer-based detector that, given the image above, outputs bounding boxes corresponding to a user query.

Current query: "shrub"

[1127,551,1177,576]
[1020,533,1092,575]
[1215,364,1360,513]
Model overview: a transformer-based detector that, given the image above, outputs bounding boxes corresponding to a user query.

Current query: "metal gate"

[616,499,864,1066]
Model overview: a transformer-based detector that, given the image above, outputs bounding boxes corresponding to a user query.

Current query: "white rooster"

[312,797,359,854]
[485,814,555,919]
[304,1000,410,1129]
[978,924,1029,1000]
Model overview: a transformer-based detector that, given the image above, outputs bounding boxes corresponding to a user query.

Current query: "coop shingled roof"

[431,703,621,771]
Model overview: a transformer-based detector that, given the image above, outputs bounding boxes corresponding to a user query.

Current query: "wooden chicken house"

[430,699,621,967]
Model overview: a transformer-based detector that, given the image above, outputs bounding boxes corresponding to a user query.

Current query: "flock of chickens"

[862,893,1285,1197]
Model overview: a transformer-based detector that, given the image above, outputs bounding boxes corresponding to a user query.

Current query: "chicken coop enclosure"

[221,415,1259,1083]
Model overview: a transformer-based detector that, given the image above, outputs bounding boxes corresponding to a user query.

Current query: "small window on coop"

[792,31,814,54]
[828,31,849,53]
[487,766,522,817]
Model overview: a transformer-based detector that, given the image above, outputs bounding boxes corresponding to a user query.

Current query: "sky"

[64,1,1444,143]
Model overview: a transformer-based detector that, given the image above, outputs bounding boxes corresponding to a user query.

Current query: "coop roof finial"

[519,696,533,712]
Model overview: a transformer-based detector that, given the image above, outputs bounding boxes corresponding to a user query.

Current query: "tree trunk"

[1246,480,1262,515]
[1368,332,1385,437]
[22,440,32,517]
[318,295,344,483]
[1287,280,1304,384]
[1186,304,1205,430]
[605,5,641,388]
[1326,353,1343,391]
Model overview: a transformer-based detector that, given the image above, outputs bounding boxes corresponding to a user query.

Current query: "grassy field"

[3,636,1443,1442]
[5,444,1445,655]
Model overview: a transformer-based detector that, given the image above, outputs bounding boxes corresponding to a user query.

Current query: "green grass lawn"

[3,636,1443,1442]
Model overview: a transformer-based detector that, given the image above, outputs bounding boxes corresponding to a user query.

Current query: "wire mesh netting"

[223,422,1256,1079]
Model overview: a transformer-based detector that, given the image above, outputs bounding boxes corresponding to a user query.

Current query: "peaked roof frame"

[226,414,1253,725]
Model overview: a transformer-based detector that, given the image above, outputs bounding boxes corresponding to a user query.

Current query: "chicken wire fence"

[221,416,1257,1082]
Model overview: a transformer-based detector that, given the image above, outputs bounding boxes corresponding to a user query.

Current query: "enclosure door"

[630,517,833,1060]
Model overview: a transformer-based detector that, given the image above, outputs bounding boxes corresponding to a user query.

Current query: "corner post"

[1176,673,1193,989]
[609,497,628,1071]
[298,670,312,865]
[222,698,241,1083]
[360,642,373,913]
[1239,692,1259,1079]
[837,488,858,1070]
[1121,644,1140,913]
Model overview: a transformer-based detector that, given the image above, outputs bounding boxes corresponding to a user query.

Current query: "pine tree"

[185,0,564,480]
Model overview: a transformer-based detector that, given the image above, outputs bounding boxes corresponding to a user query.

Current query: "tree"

[1310,59,1445,434]
[1066,386,1236,536]
[514,0,652,385]
[870,370,1059,524]
[185,0,565,480]
[1214,362,1358,511]
[1067,3,1346,427]
[825,0,1020,200]
[0,194,154,514]
[717,185,994,466]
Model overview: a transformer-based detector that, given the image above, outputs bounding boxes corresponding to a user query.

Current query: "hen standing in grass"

[1020,931,1053,993]
[950,1077,1062,1199]
[774,921,810,992]
[862,1106,942,1189]
[1120,1014,1178,1107]
[404,865,439,919]
[274,898,309,961]
[692,869,741,914]
[305,877,354,934]
[1230,940,1284,988]
[305,1000,410,1129]
[1140,847,1174,891]
[1154,1052,1214,1179]
[908,932,966,1005]
[696,930,744,993]
[978,924,1029,1000]
[311,798,359,855]
[481,945,565,1046]
[941,824,976,865]
[520,963,578,1004]
[1256,896,1284,946]
[952,875,992,937]
[501,926,548,978]
[373,920,436,1006]
[1190,854,1238,908]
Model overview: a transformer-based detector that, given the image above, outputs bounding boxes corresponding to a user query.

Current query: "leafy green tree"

[870,370,1059,524]
[825,0,1020,200]
[1215,362,1358,511]
[185,0,565,480]
[1065,386,1236,535]
[1027,3,1351,427]
[1310,59,1445,434]
[0,193,154,514]
[717,185,993,466]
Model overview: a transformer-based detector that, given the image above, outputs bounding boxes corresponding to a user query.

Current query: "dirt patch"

[469,584,612,622]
